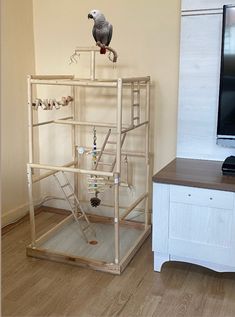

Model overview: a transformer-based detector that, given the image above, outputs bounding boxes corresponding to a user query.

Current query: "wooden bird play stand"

[26,47,151,274]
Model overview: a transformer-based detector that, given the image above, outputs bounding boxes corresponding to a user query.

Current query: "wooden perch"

[69,45,118,65]
[96,41,118,63]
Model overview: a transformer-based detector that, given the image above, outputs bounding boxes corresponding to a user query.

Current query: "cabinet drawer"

[170,185,234,209]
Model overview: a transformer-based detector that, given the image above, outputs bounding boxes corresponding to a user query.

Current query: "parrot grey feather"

[88,10,113,47]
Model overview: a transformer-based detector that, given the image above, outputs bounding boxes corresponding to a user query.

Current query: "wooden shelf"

[152,158,235,192]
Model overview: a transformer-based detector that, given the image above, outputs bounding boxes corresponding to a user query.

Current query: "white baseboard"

[1,195,55,228]
[1,203,29,228]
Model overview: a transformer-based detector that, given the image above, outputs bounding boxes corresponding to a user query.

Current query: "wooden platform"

[27,216,151,274]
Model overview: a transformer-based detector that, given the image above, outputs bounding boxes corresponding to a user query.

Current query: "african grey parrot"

[88,9,113,54]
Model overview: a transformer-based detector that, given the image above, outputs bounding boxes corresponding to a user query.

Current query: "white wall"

[1,0,35,226]
[32,0,181,172]
[1,0,181,225]
[177,0,235,160]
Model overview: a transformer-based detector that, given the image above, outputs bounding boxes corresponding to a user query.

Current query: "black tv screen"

[217,5,235,146]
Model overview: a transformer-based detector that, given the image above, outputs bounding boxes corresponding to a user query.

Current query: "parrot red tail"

[100,47,106,54]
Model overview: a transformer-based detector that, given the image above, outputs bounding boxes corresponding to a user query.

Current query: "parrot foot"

[100,47,106,54]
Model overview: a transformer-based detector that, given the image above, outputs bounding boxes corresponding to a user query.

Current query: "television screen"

[217,5,235,146]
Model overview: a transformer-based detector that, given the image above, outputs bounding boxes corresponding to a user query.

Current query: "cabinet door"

[169,186,235,266]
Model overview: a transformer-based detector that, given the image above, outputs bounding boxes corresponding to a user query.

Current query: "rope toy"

[32,96,73,110]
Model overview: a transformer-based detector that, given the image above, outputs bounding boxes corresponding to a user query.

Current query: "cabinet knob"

[210,197,213,200]
[188,194,191,197]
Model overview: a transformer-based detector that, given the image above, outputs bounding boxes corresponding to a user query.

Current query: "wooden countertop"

[152,158,235,192]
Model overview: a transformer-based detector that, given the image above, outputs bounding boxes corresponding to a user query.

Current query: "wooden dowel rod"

[27,76,33,163]
[116,79,123,173]
[33,120,54,127]
[32,161,76,183]
[145,82,150,163]
[121,121,149,134]
[79,146,146,158]
[33,117,73,127]
[74,47,100,52]
[27,165,36,246]
[120,193,148,220]
[114,173,120,264]
[54,120,117,128]
[123,83,149,88]
[91,50,96,80]
[122,76,150,83]
[145,165,150,228]
[105,181,129,187]
[131,83,134,127]
[145,80,151,227]
[30,75,74,80]
[79,199,145,212]
[30,79,117,88]
[71,86,78,199]
[29,163,114,177]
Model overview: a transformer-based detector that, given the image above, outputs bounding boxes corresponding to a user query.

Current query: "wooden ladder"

[53,171,95,242]
[131,82,141,126]
[94,129,126,172]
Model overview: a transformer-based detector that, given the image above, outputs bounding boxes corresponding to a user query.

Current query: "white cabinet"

[152,182,235,272]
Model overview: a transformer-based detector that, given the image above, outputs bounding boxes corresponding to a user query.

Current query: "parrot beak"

[88,13,93,19]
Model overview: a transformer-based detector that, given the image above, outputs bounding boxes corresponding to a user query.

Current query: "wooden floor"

[2,211,235,317]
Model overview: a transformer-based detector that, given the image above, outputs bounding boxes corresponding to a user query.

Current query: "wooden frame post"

[27,164,36,246]
[145,80,151,228]
[71,83,76,162]
[71,84,79,204]
[27,75,33,163]
[114,172,120,264]
[116,79,123,173]
[90,50,96,80]
[114,78,123,264]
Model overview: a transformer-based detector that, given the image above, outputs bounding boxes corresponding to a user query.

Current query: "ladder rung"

[77,214,85,220]
[133,89,140,93]
[61,183,70,188]
[98,161,113,166]
[133,116,140,120]
[67,193,74,199]
[133,103,139,107]
[82,225,90,231]
[88,189,105,193]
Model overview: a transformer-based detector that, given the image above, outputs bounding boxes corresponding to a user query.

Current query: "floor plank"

[2,211,235,317]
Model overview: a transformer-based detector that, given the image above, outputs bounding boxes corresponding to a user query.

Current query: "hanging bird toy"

[89,127,103,207]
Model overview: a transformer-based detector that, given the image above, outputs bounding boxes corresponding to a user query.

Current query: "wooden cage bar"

[26,61,151,274]
[29,163,114,178]
[30,79,117,88]
[53,120,119,128]
[145,81,151,228]
[32,161,76,183]
[27,76,33,163]
[27,164,36,246]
